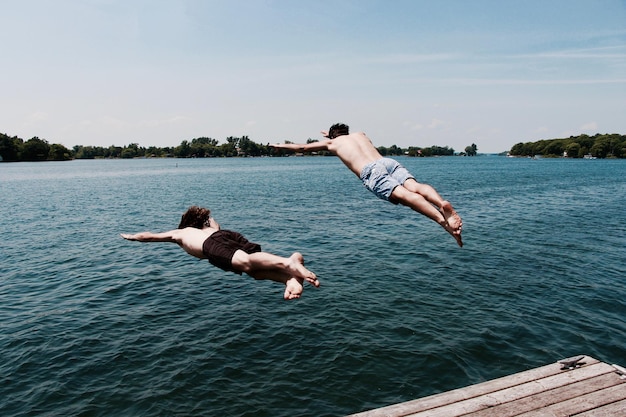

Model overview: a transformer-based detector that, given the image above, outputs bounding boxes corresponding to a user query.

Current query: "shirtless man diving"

[121,206,320,300]
[271,123,463,247]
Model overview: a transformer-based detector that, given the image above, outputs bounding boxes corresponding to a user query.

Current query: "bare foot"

[444,225,463,247]
[288,253,320,287]
[284,277,304,300]
[440,201,463,247]
[441,201,462,232]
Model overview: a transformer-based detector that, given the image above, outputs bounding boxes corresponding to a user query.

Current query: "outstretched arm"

[121,228,207,258]
[270,140,332,153]
[120,230,179,243]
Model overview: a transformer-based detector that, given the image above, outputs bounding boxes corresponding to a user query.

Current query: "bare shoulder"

[351,131,370,139]
[334,132,372,146]
[177,227,206,238]
[155,227,194,243]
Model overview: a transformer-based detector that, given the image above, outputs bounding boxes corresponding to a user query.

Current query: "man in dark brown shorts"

[121,206,319,300]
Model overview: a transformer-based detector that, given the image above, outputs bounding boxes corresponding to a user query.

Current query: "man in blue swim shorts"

[271,123,463,247]
[121,206,320,300]
[359,157,414,202]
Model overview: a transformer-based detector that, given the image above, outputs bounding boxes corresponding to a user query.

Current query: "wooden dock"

[348,355,626,416]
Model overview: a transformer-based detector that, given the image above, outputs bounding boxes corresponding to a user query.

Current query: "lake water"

[1,156,625,416]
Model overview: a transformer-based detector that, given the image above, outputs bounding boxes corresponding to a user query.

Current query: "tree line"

[0,132,467,162]
[0,134,74,162]
[509,133,625,158]
[3,130,624,162]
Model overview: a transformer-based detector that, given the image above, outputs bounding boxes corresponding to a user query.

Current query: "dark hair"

[328,123,349,139]
[178,206,211,229]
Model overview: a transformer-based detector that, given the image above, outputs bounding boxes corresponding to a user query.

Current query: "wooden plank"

[405,363,618,417]
[348,356,600,417]
[464,372,624,417]
[575,399,626,417]
[516,384,626,416]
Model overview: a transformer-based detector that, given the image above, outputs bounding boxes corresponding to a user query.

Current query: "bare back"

[325,132,383,176]
[174,227,217,259]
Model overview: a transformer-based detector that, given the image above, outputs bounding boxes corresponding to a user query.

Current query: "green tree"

[593,134,622,157]
[0,133,22,161]
[120,148,135,158]
[146,146,164,157]
[512,142,526,156]
[192,137,218,146]
[239,136,263,156]
[73,145,94,159]
[406,146,421,157]
[564,142,580,158]
[543,140,564,156]
[49,143,72,160]
[107,145,123,158]
[464,143,478,156]
[123,143,144,158]
[21,137,50,161]
[189,137,218,157]
[221,136,239,157]
[174,140,192,157]
[576,134,594,150]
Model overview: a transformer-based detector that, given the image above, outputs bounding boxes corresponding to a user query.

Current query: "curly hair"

[178,206,212,229]
[327,123,349,139]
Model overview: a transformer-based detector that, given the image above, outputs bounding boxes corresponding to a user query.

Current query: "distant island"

[508,133,625,159]
[1,131,623,162]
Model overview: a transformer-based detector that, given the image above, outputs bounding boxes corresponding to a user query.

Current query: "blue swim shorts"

[359,158,414,203]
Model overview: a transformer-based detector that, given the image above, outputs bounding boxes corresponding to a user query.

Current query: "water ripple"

[1,157,625,416]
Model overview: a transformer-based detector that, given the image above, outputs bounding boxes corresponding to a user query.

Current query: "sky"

[1,0,625,153]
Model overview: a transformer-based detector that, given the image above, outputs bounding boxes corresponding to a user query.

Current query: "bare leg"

[402,179,463,232]
[391,183,463,247]
[232,250,319,299]
[402,179,446,207]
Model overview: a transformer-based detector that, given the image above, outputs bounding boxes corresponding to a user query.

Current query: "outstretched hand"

[120,233,136,241]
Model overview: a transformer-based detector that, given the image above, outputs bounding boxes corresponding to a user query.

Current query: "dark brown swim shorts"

[202,230,262,274]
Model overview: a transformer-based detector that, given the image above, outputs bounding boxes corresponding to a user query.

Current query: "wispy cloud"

[511,45,626,60]
[449,78,626,85]
[366,53,462,65]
